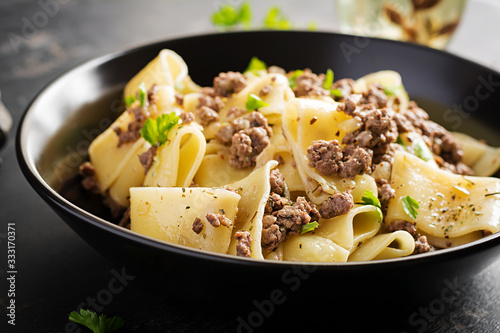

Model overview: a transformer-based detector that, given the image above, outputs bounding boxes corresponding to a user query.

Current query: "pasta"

[78,50,500,263]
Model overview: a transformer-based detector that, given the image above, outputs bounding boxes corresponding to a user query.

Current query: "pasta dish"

[78,49,500,262]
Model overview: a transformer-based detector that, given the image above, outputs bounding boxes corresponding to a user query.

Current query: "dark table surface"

[1,0,500,332]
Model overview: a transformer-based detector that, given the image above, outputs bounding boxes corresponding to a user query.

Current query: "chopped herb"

[444,225,453,233]
[301,221,319,234]
[382,85,398,96]
[288,69,304,88]
[124,95,136,107]
[413,139,433,162]
[140,112,180,147]
[68,309,124,333]
[358,190,383,222]
[138,82,147,107]
[330,88,343,98]
[211,1,252,29]
[402,195,419,219]
[244,56,267,75]
[396,136,407,147]
[246,93,269,111]
[263,6,291,30]
[485,192,500,197]
[323,69,334,90]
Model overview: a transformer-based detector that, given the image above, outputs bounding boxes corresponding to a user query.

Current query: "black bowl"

[16,31,500,328]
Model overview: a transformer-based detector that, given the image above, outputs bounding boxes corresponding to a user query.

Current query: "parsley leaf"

[323,69,334,90]
[140,112,180,147]
[301,221,319,234]
[402,195,419,219]
[396,136,407,147]
[138,82,147,107]
[382,85,397,96]
[244,56,267,75]
[124,95,136,107]
[330,88,343,98]
[413,138,433,162]
[263,6,291,30]
[69,309,124,333]
[246,93,269,111]
[211,2,252,29]
[288,69,304,88]
[359,190,383,222]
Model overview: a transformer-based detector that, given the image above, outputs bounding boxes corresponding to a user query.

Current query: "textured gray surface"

[1,0,499,332]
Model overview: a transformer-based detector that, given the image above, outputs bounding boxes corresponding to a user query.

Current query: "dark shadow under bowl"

[16,31,500,325]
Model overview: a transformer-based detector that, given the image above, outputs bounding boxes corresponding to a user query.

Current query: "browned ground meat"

[292,69,329,97]
[331,78,355,101]
[261,215,281,252]
[79,161,100,194]
[103,196,126,219]
[387,219,432,254]
[229,127,271,169]
[118,208,131,228]
[414,235,431,254]
[192,217,204,234]
[197,106,219,126]
[359,83,388,108]
[138,146,157,174]
[269,169,286,195]
[265,192,291,214]
[180,111,195,124]
[199,92,224,112]
[175,92,184,106]
[147,84,159,105]
[114,109,145,147]
[235,230,252,257]
[307,139,343,175]
[206,212,232,228]
[338,145,373,178]
[319,191,354,219]
[260,84,272,96]
[376,178,395,209]
[216,111,272,147]
[274,154,285,165]
[213,71,247,97]
[307,140,373,179]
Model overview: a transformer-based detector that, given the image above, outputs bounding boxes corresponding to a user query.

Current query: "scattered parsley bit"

[359,190,383,222]
[485,192,500,197]
[124,95,136,107]
[413,139,433,162]
[323,69,334,90]
[396,136,406,147]
[246,93,269,111]
[301,221,319,234]
[138,82,147,107]
[288,69,304,88]
[307,21,318,31]
[330,88,343,98]
[211,1,252,29]
[244,56,267,75]
[263,6,291,30]
[68,309,124,333]
[402,195,419,220]
[140,112,180,147]
[382,85,397,96]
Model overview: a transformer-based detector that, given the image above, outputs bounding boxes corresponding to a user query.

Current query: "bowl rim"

[15,30,500,269]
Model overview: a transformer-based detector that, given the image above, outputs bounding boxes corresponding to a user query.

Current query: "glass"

[336,0,468,49]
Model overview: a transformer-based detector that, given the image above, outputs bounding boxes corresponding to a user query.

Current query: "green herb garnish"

[402,195,419,219]
[211,2,252,29]
[246,93,269,111]
[413,139,433,162]
[124,95,136,107]
[141,112,180,147]
[330,88,343,98]
[323,69,334,90]
[244,56,267,75]
[359,190,383,222]
[263,6,291,30]
[301,221,319,234]
[69,309,124,333]
[288,69,304,88]
[382,85,397,96]
[396,136,407,147]
[138,82,147,107]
